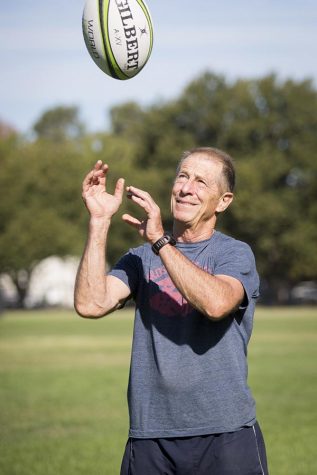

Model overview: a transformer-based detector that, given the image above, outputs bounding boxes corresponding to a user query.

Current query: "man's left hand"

[123,186,164,244]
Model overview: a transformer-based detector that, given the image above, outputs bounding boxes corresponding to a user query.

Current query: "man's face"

[171,154,230,229]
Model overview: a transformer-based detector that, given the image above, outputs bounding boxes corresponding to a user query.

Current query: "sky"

[1,0,317,133]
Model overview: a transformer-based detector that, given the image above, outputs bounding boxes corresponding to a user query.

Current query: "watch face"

[152,234,176,254]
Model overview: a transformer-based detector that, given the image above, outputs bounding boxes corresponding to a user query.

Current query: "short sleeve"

[108,250,140,298]
[214,240,260,310]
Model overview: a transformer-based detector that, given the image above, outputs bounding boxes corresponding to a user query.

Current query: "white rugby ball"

[82,0,153,80]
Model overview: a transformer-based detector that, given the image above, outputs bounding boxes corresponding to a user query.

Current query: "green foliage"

[0,72,316,304]
[0,136,88,305]
[0,308,317,474]
[107,73,317,298]
[33,106,85,142]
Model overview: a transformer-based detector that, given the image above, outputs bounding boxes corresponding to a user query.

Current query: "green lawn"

[0,307,316,475]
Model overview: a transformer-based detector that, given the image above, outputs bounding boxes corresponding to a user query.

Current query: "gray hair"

[177,147,235,193]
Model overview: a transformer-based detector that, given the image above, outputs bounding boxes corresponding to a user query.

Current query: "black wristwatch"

[152,233,176,255]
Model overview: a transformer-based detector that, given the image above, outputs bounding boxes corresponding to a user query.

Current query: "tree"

[0,135,88,307]
[33,106,85,142]
[108,73,317,302]
[1,73,316,306]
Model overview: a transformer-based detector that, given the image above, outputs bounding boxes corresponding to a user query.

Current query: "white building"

[0,256,80,308]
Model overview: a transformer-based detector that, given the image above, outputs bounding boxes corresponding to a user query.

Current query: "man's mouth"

[176,199,196,206]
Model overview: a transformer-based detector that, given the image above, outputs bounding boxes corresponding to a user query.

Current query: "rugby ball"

[82,0,153,80]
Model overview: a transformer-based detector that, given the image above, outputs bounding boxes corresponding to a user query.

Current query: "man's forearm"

[74,219,111,318]
[158,244,243,320]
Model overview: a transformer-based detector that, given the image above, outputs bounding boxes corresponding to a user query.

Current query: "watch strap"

[152,233,176,255]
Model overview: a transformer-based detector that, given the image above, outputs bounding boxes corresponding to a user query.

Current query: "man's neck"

[172,221,216,243]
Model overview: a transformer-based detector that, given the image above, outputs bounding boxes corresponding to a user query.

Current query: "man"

[74,147,268,474]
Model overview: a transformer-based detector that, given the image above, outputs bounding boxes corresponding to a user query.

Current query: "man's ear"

[216,192,234,213]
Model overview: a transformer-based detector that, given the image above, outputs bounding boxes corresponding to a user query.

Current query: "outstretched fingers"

[122,214,142,230]
[114,177,125,202]
[83,161,109,193]
[92,161,108,187]
[126,186,157,214]
[124,185,164,242]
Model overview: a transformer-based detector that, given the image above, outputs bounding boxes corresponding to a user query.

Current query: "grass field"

[0,307,316,475]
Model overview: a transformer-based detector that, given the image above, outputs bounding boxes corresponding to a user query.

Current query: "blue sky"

[1,0,316,133]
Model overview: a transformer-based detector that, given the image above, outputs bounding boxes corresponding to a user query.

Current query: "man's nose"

[180,179,195,195]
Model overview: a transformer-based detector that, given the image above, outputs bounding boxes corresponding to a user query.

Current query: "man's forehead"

[180,154,223,174]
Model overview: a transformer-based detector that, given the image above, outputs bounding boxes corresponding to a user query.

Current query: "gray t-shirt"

[109,230,260,438]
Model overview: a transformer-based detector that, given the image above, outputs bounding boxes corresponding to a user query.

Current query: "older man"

[74,147,268,475]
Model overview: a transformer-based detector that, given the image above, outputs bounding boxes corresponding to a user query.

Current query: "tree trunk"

[10,269,30,308]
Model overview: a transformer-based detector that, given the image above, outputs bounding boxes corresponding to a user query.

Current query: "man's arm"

[74,161,130,318]
[122,186,244,321]
[156,244,244,320]
[74,219,130,318]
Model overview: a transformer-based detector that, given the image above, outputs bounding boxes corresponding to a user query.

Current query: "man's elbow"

[204,302,237,321]
[74,302,108,319]
[205,308,228,321]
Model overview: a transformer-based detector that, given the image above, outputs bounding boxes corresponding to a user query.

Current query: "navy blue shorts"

[120,422,268,474]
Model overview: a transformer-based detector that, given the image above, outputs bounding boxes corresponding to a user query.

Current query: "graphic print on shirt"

[149,263,212,317]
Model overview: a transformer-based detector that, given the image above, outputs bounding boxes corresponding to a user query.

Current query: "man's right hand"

[82,161,125,222]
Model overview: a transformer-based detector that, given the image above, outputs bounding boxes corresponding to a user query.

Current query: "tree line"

[0,72,316,307]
